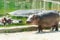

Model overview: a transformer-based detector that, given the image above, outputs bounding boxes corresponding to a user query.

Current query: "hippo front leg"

[37,25,43,33]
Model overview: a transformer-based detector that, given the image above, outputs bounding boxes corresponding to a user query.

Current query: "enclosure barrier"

[0,25,38,33]
[0,24,59,33]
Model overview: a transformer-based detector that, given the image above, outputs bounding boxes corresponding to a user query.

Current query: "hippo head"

[26,14,40,25]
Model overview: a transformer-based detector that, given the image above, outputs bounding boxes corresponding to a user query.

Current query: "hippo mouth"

[26,21,32,24]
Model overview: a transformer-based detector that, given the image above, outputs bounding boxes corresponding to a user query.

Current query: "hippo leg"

[52,23,58,31]
[51,26,55,31]
[55,23,58,31]
[38,25,43,33]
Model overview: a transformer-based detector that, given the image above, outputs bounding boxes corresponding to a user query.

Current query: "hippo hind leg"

[55,23,58,31]
[37,25,43,33]
[52,23,58,31]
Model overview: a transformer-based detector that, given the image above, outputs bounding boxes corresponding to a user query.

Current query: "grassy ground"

[0,16,28,27]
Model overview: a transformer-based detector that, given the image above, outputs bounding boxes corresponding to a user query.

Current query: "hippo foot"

[55,27,58,31]
[37,30,43,33]
[36,31,42,34]
[55,29,58,31]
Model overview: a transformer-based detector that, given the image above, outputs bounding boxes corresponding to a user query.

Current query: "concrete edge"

[0,25,38,33]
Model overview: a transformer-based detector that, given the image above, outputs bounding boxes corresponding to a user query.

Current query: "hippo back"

[38,12,59,27]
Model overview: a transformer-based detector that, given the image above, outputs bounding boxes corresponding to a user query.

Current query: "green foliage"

[0,0,60,14]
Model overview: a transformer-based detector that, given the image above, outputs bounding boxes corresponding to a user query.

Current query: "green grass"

[11,16,27,24]
[0,16,28,27]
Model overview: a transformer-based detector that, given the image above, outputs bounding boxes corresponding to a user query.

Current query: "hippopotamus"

[26,10,60,32]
